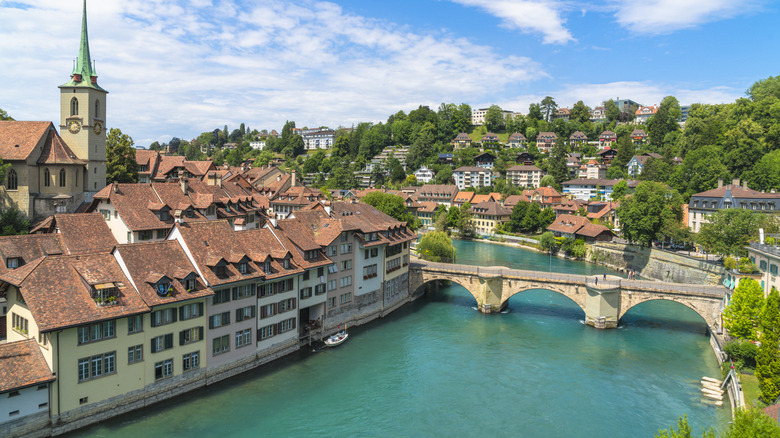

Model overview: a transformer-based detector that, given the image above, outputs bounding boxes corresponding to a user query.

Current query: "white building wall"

[0,384,49,423]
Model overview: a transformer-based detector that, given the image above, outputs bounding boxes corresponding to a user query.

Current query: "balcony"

[750,242,780,258]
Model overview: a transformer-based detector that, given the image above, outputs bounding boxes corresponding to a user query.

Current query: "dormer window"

[226,203,232,213]
[263,261,271,273]
[155,279,172,297]
[186,209,194,218]
[207,205,216,216]
[284,257,290,269]
[239,262,248,274]
[159,209,170,221]
[93,283,118,305]
[6,257,20,269]
[215,263,227,278]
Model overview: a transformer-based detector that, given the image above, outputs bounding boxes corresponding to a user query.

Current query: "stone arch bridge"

[409,260,728,330]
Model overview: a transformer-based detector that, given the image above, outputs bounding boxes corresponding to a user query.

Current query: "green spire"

[61,0,105,91]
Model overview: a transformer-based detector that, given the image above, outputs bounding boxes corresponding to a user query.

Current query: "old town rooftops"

[0,121,53,161]
[0,339,55,394]
[0,253,150,333]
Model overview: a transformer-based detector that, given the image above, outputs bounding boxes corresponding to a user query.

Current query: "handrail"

[411,260,727,297]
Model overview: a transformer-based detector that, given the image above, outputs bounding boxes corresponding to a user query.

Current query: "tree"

[548,137,570,185]
[655,414,714,438]
[611,180,629,202]
[617,181,684,247]
[539,207,556,230]
[484,105,506,132]
[570,101,591,124]
[697,209,766,257]
[723,407,780,438]
[106,128,139,184]
[647,96,682,148]
[540,96,557,122]
[417,231,455,263]
[0,108,14,121]
[527,103,543,121]
[509,201,529,233]
[361,192,418,231]
[522,202,542,233]
[757,287,780,404]
[605,99,620,122]
[723,278,765,341]
[747,75,780,101]
[0,208,29,235]
[539,231,557,252]
[744,149,780,192]
[539,174,557,189]
[388,157,406,183]
[613,135,635,169]
[457,202,475,238]
[668,145,730,200]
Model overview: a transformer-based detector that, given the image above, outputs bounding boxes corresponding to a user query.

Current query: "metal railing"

[411,260,727,297]
[749,241,780,258]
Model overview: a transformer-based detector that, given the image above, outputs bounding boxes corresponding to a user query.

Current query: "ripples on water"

[70,241,729,438]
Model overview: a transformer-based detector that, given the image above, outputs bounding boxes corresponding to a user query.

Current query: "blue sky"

[0,0,777,145]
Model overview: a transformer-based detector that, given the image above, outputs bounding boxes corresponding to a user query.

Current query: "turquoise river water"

[71,240,729,437]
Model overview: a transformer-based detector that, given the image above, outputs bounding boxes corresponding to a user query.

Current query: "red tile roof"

[0,121,51,161]
[37,128,86,165]
[0,339,55,393]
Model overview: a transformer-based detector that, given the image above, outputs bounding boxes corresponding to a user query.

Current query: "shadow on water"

[619,300,709,335]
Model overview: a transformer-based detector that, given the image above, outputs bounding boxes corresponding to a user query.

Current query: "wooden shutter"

[272,303,277,316]
[151,338,158,353]
[198,302,204,316]
[292,318,296,329]
[223,311,230,325]
[209,316,215,329]
[179,307,185,321]
[232,287,238,301]
[198,326,204,340]
[180,331,185,346]
[292,299,296,310]
[165,334,173,349]
[236,308,242,321]
[171,310,178,323]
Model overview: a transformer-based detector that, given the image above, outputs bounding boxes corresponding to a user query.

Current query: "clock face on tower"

[93,121,103,135]
[67,120,82,134]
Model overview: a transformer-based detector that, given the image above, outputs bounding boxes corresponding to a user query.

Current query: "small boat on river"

[324,326,348,347]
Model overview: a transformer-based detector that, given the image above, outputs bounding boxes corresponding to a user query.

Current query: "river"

[70,240,729,437]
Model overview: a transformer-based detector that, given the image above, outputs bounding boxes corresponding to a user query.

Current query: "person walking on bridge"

[595,276,598,285]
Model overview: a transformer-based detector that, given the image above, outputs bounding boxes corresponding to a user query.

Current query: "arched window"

[7,169,17,190]
[59,169,66,187]
[70,97,78,116]
[94,99,100,118]
[44,168,50,187]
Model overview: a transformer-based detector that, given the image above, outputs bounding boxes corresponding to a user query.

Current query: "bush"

[739,257,758,274]
[724,256,738,271]
[724,339,758,369]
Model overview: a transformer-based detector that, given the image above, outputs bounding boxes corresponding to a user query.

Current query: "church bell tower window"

[71,97,78,116]
[44,168,51,187]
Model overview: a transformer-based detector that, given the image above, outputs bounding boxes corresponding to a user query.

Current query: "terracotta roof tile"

[36,129,86,165]
[0,121,51,161]
[0,339,55,393]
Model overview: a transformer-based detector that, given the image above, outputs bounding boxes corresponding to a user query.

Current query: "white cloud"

[495,81,743,114]
[612,0,762,34]
[450,0,574,44]
[0,0,545,145]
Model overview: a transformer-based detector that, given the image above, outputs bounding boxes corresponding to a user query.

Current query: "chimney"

[180,177,189,194]
[732,178,740,187]
[291,170,297,187]
[113,182,119,194]
[717,179,723,188]
[760,228,765,244]
[743,180,748,190]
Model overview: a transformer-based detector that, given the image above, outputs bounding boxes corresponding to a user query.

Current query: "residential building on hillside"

[481,133,500,148]
[688,179,780,232]
[562,178,638,201]
[416,202,438,228]
[506,165,542,188]
[302,128,335,150]
[635,105,658,124]
[249,140,266,150]
[598,131,617,148]
[536,132,557,153]
[522,186,562,207]
[627,153,662,177]
[415,184,458,207]
[552,108,570,121]
[474,152,496,169]
[451,133,471,148]
[547,214,614,243]
[569,131,588,147]
[414,166,435,183]
[517,152,535,165]
[747,238,780,294]
[507,132,527,148]
[470,201,511,236]
[471,108,516,125]
[590,106,606,122]
[614,99,642,112]
[596,147,618,166]
[578,160,607,180]
[631,129,648,144]
[453,166,493,190]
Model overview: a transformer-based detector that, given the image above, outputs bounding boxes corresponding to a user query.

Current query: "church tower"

[59,0,107,196]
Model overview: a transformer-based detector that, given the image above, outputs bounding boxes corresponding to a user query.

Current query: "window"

[277,298,296,313]
[341,233,349,242]
[212,335,230,355]
[128,345,143,364]
[260,303,277,319]
[208,312,231,329]
[314,284,325,295]
[238,262,248,274]
[761,260,768,271]
[259,324,275,340]
[179,327,203,345]
[341,260,352,271]
[59,168,66,187]
[328,279,337,291]
[156,229,167,239]
[6,257,19,269]
[11,313,28,335]
[151,334,174,353]
[6,169,17,190]
[328,264,338,274]
[327,297,337,308]
[44,168,50,187]
[155,279,172,296]
[232,284,256,300]
[70,97,78,116]
[263,261,272,273]
[318,267,324,277]
[128,315,143,334]
[340,243,352,254]
[339,275,352,288]
[772,264,779,276]
[302,270,310,281]
[340,292,352,304]
[92,284,117,305]
[236,305,256,321]
[212,289,231,305]
[206,205,216,216]
[363,264,378,279]
[328,246,337,256]
[284,257,290,269]
[151,308,176,327]
[180,302,204,320]
[386,258,401,273]
[300,287,313,299]
[77,321,115,344]
[183,352,200,371]
[235,329,252,348]
[77,351,116,382]
[278,318,296,333]
[95,99,100,118]
[154,359,173,380]
[183,277,197,292]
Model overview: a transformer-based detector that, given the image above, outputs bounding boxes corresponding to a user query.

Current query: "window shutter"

[165,334,173,349]
[272,303,277,316]
[151,340,157,353]
[232,287,238,301]
[276,322,282,333]
[236,309,242,321]
[198,302,204,316]
[224,312,230,324]
[251,306,256,318]
[209,316,215,329]
[179,307,185,321]
[292,299,296,310]
[198,326,204,340]
[172,311,178,323]
[292,318,296,329]
[180,331,185,346]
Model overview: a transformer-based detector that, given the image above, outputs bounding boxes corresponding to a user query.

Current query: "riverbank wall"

[708,332,743,418]
[589,243,725,285]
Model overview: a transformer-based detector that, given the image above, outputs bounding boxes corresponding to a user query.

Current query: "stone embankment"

[590,243,724,285]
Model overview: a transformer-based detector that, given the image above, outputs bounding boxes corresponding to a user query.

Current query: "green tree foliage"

[457,202,475,238]
[361,192,419,231]
[561,238,587,258]
[723,278,765,341]
[539,174,557,189]
[509,201,529,233]
[527,103,543,121]
[747,75,780,101]
[669,145,730,200]
[611,180,629,202]
[639,157,674,184]
[696,209,767,257]
[605,99,620,122]
[648,96,682,148]
[0,108,14,121]
[0,208,29,235]
[539,207,556,230]
[570,101,590,124]
[539,231,557,252]
[655,414,714,438]
[617,181,684,247]
[757,287,780,404]
[744,149,780,192]
[613,135,635,169]
[485,105,506,132]
[417,231,455,263]
[106,128,139,184]
[723,407,780,438]
[547,137,570,185]
[540,96,557,122]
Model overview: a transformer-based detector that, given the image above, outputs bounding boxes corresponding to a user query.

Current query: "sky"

[0,0,778,146]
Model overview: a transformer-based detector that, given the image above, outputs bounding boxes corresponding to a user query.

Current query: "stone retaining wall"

[591,243,724,285]
[2,411,50,438]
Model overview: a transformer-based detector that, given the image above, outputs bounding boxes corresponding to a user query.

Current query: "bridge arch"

[504,285,586,317]
[411,275,481,305]
[618,295,720,329]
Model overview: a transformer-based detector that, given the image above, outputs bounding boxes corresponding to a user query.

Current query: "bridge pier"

[477,275,506,314]
[584,286,620,329]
